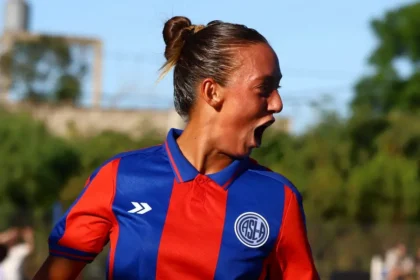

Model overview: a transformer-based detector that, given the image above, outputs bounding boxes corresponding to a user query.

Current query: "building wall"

[4,103,290,138]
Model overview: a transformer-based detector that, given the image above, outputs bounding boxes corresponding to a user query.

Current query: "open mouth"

[253,119,275,147]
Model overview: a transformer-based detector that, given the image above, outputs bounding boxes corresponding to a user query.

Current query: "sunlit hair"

[158,24,205,81]
[159,16,268,120]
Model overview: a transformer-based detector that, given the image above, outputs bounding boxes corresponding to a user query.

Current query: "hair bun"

[159,16,203,82]
[163,16,191,49]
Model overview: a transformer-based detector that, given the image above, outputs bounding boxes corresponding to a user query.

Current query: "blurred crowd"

[371,243,420,280]
[0,227,34,280]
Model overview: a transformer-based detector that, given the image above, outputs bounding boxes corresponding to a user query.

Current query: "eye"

[258,83,281,97]
[258,86,270,97]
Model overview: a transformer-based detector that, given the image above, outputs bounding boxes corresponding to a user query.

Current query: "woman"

[0,244,7,280]
[416,248,420,280]
[0,227,34,280]
[34,16,319,280]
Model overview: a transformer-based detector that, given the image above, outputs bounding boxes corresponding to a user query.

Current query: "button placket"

[191,175,208,205]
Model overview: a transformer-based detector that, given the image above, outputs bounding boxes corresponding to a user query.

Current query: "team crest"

[234,212,270,248]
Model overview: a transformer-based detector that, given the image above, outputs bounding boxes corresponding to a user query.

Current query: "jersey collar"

[164,128,249,188]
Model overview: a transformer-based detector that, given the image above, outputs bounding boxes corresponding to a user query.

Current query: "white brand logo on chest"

[128,202,152,214]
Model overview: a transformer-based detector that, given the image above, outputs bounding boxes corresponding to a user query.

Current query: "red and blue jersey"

[48,128,319,279]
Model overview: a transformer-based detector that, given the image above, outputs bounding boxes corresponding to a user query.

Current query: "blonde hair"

[157,24,205,82]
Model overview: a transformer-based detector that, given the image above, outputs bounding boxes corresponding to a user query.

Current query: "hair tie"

[186,24,205,34]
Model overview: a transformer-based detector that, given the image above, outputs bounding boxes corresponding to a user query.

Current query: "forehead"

[229,43,281,83]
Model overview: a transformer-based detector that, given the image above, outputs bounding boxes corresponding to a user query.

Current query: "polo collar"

[164,128,249,188]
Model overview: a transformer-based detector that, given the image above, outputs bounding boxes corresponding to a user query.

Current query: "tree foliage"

[0,2,419,278]
[351,2,420,116]
[59,130,162,207]
[0,35,87,104]
[0,107,80,226]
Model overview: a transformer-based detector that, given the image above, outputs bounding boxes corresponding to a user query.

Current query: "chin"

[232,153,250,160]
[220,138,253,159]
[229,146,254,160]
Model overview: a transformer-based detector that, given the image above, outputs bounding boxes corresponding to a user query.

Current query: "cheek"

[223,99,253,130]
[226,91,259,119]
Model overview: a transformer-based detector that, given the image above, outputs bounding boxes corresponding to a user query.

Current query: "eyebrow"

[253,73,282,82]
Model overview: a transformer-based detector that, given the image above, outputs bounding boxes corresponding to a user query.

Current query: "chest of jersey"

[108,165,285,280]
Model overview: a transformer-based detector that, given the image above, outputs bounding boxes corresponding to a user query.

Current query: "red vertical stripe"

[156,176,228,279]
[257,254,270,280]
[106,160,120,280]
[165,142,183,182]
[56,159,121,278]
[258,215,282,280]
[258,244,282,280]
[259,185,318,280]
[108,219,119,280]
[58,160,120,257]
[276,186,319,279]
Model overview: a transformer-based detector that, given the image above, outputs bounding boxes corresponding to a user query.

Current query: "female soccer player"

[34,16,319,280]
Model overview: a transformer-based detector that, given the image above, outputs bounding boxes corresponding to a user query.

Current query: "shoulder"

[246,158,302,202]
[106,144,164,164]
[246,158,308,225]
[88,144,165,181]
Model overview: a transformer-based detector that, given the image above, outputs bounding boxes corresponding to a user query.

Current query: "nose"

[268,90,283,114]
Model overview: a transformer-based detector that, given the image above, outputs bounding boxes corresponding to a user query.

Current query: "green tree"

[0,107,80,226]
[347,2,420,225]
[60,130,162,206]
[351,2,420,115]
[346,153,419,224]
[0,35,87,104]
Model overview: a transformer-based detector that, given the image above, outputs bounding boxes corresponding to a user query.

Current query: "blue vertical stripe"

[110,146,175,279]
[213,171,285,279]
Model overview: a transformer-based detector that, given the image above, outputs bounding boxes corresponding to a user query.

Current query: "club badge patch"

[234,212,270,248]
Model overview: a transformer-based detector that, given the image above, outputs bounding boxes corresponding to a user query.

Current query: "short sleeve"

[275,186,319,279]
[48,159,120,263]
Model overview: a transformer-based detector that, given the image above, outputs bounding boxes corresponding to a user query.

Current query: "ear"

[199,78,224,111]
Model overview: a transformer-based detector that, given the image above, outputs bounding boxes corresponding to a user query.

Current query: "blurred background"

[0,0,419,279]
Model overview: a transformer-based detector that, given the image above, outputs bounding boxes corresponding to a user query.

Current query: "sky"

[0,0,415,133]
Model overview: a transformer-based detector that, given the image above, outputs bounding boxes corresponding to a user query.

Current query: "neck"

[176,121,233,175]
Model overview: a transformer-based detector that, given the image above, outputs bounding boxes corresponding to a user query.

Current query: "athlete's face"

[216,43,283,157]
